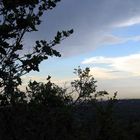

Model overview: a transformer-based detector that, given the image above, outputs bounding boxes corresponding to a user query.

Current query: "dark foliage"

[0,66,119,140]
[0,0,73,104]
[0,66,139,140]
[0,0,139,140]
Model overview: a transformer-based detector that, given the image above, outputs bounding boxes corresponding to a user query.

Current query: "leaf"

[30,23,38,31]
[47,75,51,80]
[17,77,22,85]
[0,47,6,55]
[69,29,74,34]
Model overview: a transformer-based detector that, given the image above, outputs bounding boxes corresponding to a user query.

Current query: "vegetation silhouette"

[0,0,73,105]
[0,0,140,140]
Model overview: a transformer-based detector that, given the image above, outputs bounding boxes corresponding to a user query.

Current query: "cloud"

[98,34,124,45]
[116,16,140,27]
[24,0,140,56]
[38,0,140,56]
[82,53,140,77]
[89,67,131,80]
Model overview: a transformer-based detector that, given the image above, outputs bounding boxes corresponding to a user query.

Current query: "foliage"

[0,0,73,104]
[93,93,118,140]
[71,66,97,104]
[26,77,73,107]
[0,66,139,140]
[0,1,137,139]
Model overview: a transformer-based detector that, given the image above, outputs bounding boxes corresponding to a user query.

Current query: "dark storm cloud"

[25,0,140,56]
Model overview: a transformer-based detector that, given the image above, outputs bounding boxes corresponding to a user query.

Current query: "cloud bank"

[34,0,140,56]
[82,53,140,78]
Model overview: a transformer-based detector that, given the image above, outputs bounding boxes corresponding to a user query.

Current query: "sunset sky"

[23,0,140,99]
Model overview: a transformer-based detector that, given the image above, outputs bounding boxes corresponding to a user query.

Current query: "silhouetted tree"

[71,66,97,104]
[0,0,73,104]
[26,77,73,106]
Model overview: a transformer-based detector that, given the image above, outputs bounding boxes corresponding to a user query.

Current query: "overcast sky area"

[23,0,140,99]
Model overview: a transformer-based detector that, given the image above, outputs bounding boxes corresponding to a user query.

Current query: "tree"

[71,66,97,104]
[0,0,73,104]
[26,77,73,106]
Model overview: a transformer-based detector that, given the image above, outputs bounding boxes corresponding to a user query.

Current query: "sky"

[22,0,140,99]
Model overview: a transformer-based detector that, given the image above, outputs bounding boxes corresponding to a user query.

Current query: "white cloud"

[82,53,140,77]
[116,16,140,27]
[98,34,124,45]
[89,67,131,80]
